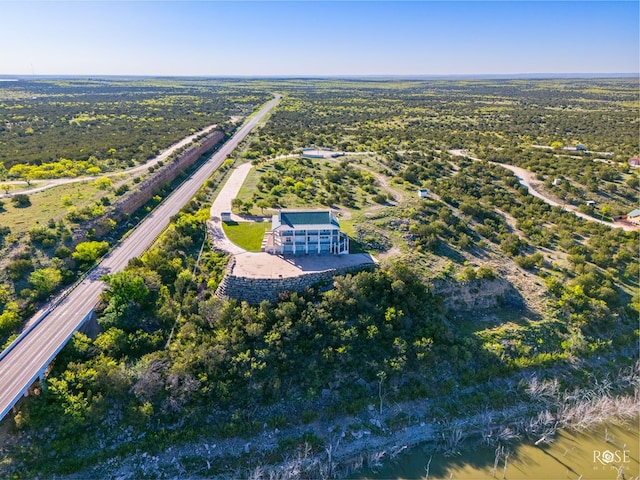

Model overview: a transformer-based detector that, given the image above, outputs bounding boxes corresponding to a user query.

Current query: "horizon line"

[0,73,638,81]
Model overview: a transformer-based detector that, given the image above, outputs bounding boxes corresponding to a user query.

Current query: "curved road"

[449,150,636,232]
[0,94,281,422]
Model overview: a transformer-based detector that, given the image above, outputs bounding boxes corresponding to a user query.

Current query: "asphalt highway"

[0,94,281,421]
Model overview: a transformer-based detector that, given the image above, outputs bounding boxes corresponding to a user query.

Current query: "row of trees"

[239,157,379,212]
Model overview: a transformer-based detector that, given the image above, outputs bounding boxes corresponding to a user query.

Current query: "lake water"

[363,421,639,479]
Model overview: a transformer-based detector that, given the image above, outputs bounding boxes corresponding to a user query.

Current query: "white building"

[627,209,640,225]
[264,210,349,255]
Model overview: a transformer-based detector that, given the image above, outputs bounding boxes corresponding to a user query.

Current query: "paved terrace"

[231,251,376,279]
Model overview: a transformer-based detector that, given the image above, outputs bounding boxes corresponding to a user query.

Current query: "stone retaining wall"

[432,277,525,311]
[75,129,225,241]
[216,264,375,304]
[112,129,225,218]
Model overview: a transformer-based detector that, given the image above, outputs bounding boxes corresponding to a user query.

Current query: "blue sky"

[0,1,637,76]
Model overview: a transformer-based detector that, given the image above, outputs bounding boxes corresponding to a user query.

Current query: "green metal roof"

[278,211,339,228]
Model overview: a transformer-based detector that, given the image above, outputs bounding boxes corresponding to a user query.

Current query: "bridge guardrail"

[0,95,280,422]
[0,126,233,364]
[0,308,96,421]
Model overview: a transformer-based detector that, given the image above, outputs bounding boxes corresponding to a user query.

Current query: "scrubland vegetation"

[234,157,383,213]
[0,78,637,478]
[0,79,266,346]
[0,78,268,170]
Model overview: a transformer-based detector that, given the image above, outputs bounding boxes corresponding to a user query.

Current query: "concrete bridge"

[0,95,281,422]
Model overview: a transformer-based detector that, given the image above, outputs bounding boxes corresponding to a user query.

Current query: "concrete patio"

[231,251,376,279]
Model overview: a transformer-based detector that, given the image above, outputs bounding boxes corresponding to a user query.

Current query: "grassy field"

[221,221,270,251]
[0,180,110,237]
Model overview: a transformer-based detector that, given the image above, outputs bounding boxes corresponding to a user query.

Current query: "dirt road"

[0,123,221,198]
[448,150,636,232]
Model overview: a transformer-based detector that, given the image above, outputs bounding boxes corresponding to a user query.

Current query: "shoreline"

[54,361,638,479]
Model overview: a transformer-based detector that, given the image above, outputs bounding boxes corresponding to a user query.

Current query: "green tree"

[94,177,113,190]
[625,176,639,189]
[100,270,155,331]
[103,271,149,307]
[499,234,525,257]
[29,268,62,299]
[240,200,253,214]
[0,284,10,304]
[94,327,128,357]
[0,310,21,336]
[515,252,544,270]
[599,205,612,220]
[72,241,109,263]
[7,259,33,280]
[11,194,31,208]
[256,199,270,214]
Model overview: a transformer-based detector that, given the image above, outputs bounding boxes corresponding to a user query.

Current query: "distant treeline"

[0,78,270,169]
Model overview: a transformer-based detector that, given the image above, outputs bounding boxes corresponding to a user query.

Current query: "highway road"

[0,94,281,422]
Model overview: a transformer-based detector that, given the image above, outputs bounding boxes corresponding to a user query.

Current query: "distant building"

[627,209,640,225]
[576,144,587,151]
[302,146,344,159]
[221,212,232,221]
[552,178,562,186]
[585,200,596,206]
[264,210,349,255]
[418,189,428,198]
[628,157,640,168]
